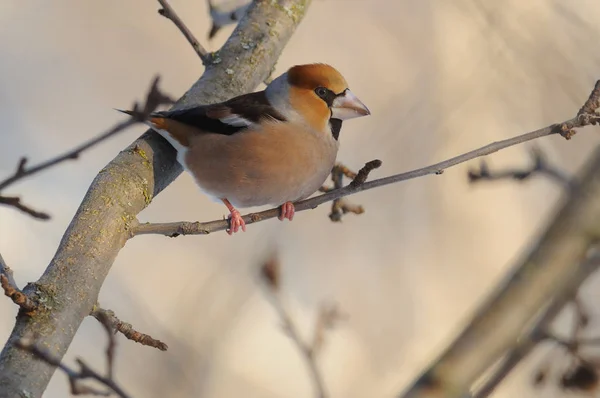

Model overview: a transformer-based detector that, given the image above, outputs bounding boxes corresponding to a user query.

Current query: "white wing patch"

[219,114,253,127]
[144,121,189,170]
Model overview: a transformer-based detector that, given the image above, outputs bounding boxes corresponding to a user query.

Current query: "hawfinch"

[120,63,370,234]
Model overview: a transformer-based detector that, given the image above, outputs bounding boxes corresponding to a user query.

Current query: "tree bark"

[0,1,312,396]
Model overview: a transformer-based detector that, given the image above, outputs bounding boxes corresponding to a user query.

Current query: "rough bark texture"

[0,1,311,396]
[400,146,600,398]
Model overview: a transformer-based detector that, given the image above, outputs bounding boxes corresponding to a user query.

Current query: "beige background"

[1,0,600,397]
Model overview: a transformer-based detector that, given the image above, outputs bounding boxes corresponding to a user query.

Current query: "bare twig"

[0,76,174,219]
[1,275,36,313]
[207,0,251,39]
[15,335,131,398]
[0,119,135,192]
[311,303,345,356]
[90,305,168,351]
[468,148,574,188]
[578,80,600,117]
[472,253,600,398]
[349,159,382,188]
[132,99,600,237]
[400,135,600,398]
[260,257,328,398]
[0,253,17,288]
[0,195,50,220]
[91,310,117,380]
[319,163,368,222]
[158,0,210,64]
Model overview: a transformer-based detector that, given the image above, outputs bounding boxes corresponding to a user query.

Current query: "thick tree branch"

[157,0,210,64]
[131,105,599,237]
[472,253,600,398]
[399,116,600,398]
[0,1,312,396]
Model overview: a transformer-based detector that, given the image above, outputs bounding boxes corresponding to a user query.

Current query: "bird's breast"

[183,122,338,208]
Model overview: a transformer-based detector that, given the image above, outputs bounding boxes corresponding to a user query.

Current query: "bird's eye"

[315,87,328,99]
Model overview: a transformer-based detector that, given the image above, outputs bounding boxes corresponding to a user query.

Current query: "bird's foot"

[226,209,246,235]
[222,198,246,235]
[278,201,295,221]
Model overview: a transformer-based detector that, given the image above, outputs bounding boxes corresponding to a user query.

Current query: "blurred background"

[1,0,600,396]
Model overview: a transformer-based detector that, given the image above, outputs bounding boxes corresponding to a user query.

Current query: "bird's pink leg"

[222,198,246,235]
[278,201,295,221]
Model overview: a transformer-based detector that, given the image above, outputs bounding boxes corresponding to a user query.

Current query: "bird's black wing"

[152,91,287,136]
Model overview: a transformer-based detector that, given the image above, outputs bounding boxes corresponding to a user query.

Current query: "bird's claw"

[227,209,246,235]
[279,202,295,221]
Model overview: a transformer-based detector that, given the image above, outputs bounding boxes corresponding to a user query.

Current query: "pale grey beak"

[331,89,370,120]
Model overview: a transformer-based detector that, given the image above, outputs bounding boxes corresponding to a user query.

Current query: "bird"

[118,63,370,234]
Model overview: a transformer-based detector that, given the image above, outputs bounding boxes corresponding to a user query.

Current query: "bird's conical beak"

[331,89,370,120]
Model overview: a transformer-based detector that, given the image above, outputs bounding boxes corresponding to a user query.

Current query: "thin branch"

[0,76,174,219]
[1,275,37,313]
[323,162,374,222]
[90,305,168,352]
[399,141,600,398]
[0,195,50,220]
[15,335,131,398]
[0,253,17,288]
[158,0,210,64]
[91,309,117,380]
[349,159,383,187]
[132,104,599,237]
[207,0,251,40]
[311,303,345,356]
[260,257,328,398]
[0,120,135,193]
[472,253,600,398]
[468,148,574,188]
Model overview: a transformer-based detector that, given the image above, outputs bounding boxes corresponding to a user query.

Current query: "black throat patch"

[330,118,342,140]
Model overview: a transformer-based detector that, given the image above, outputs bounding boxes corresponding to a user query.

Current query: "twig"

[472,253,600,398]
[132,98,600,237]
[0,195,50,219]
[468,148,574,188]
[158,0,210,64]
[260,257,328,398]
[0,253,17,288]
[311,303,345,356]
[400,135,600,398]
[1,274,36,313]
[92,310,117,380]
[15,334,131,398]
[349,159,382,188]
[0,76,174,219]
[207,0,251,40]
[578,80,600,117]
[325,163,369,222]
[90,305,168,351]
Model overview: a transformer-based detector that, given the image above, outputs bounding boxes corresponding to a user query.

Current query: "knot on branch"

[1,274,37,313]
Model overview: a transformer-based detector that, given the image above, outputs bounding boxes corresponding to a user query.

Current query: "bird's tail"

[114,108,171,133]
[113,108,135,117]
